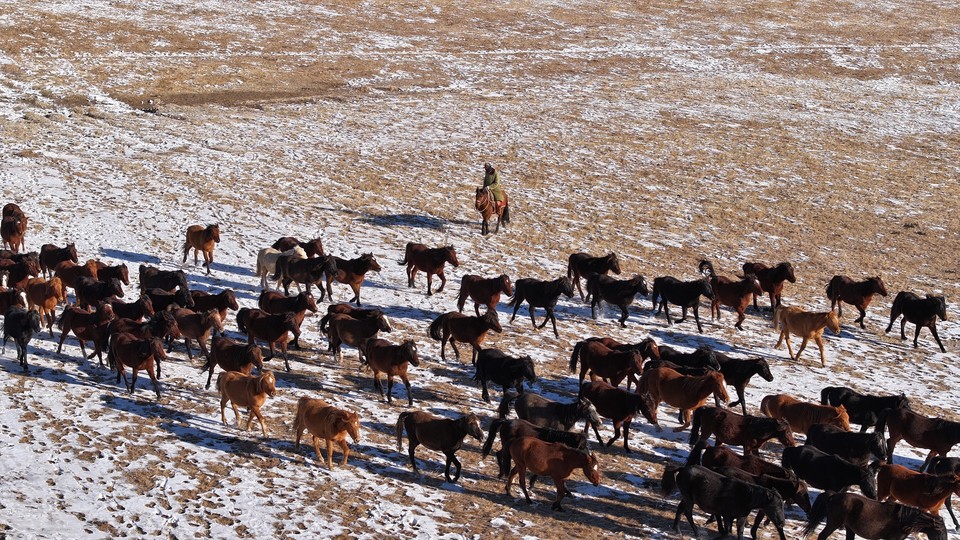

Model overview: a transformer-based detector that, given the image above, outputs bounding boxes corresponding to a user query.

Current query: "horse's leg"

[794,336,809,363]
[782,334,795,360]
[693,306,704,333]
[425,273,433,296]
[436,270,446,293]
[547,308,560,338]
[481,379,490,403]
[402,375,413,406]
[921,449,938,472]
[325,438,334,469]
[734,387,747,416]
[439,335,448,363]
[662,302,673,325]
[182,338,194,361]
[445,451,462,483]
[311,434,323,463]
[551,478,566,511]
[449,339,461,363]
[618,304,629,327]
[855,306,866,329]
[146,364,161,399]
[407,266,416,288]
[929,324,947,353]
[280,342,291,373]
[339,438,350,466]
[605,421,622,447]
[815,335,827,367]
[735,307,745,330]
[673,410,690,432]
[220,396,229,425]
[517,464,532,504]
[682,498,699,538]
[622,418,634,452]
[204,249,212,274]
[946,494,960,528]
[528,305,539,329]
[128,366,139,394]
[899,317,908,340]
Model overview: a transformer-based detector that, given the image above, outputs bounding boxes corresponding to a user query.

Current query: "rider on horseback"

[482,163,506,210]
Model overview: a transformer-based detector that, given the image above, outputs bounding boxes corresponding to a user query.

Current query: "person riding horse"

[482,162,506,211]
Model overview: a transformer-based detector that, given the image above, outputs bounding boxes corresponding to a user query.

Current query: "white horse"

[255,245,307,290]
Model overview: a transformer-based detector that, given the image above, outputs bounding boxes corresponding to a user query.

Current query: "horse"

[803,491,947,540]
[651,276,715,333]
[482,418,587,479]
[74,276,124,310]
[760,393,850,434]
[56,303,116,366]
[395,411,484,483]
[255,245,307,290]
[106,296,155,321]
[258,290,316,349]
[272,236,325,257]
[0,214,28,253]
[741,261,796,310]
[236,308,299,372]
[579,380,658,452]
[781,445,880,498]
[1,307,42,371]
[928,457,960,528]
[876,463,960,514]
[182,223,220,274]
[806,423,887,467]
[3,257,41,290]
[94,262,130,286]
[397,242,459,295]
[692,442,798,480]
[217,370,276,437]
[661,464,787,540]
[109,312,181,378]
[456,274,512,316]
[505,436,600,511]
[569,339,644,389]
[325,253,381,305]
[498,391,603,441]
[191,288,240,326]
[138,265,190,299]
[109,333,166,399]
[200,335,263,390]
[272,254,338,298]
[39,243,78,278]
[820,386,910,433]
[885,291,948,352]
[475,186,509,235]
[699,260,763,330]
[714,352,774,416]
[319,303,384,351]
[875,408,960,471]
[639,367,729,431]
[584,336,661,362]
[2,203,23,219]
[326,311,392,364]
[705,465,809,539]
[473,348,536,403]
[586,274,649,327]
[689,406,795,455]
[144,287,194,313]
[25,276,66,336]
[0,286,27,314]
[826,274,889,329]
[169,308,223,361]
[773,305,841,366]
[363,338,420,406]
[507,276,574,338]
[293,397,361,469]
[52,259,98,293]
[567,252,621,300]
[427,310,501,364]
[657,344,722,371]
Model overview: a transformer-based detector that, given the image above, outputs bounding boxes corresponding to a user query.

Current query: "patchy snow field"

[2,0,960,538]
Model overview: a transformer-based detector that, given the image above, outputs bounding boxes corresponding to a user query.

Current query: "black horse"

[2,307,42,371]
[144,287,194,312]
[806,423,887,467]
[586,273,649,327]
[651,276,715,333]
[481,418,587,478]
[708,466,811,538]
[928,457,960,528]
[781,444,880,498]
[507,276,574,338]
[803,491,947,540]
[473,348,536,403]
[657,345,721,371]
[715,352,774,416]
[820,386,910,432]
[138,265,190,299]
[498,390,603,440]
[567,252,621,300]
[885,291,948,353]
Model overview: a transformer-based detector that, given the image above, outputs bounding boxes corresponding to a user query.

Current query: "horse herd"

[1,201,957,538]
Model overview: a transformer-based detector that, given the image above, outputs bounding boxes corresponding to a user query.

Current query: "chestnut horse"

[39,243,78,278]
[760,393,849,434]
[363,338,420,406]
[773,305,841,367]
[885,291,948,353]
[506,436,600,511]
[94,262,130,286]
[803,491,947,540]
[326,253,381,305]
[0,214,28,253]
[191,288,240,326]
[395,411,484,483]
[699,260,762,331]
[293,397,361,469]
[689,406,795,454]
[579,380,658,452]
[25,276,66,336]
[200,335,264,390]
[877,463,960,514]
[272,236,324,257]
[507,276,574,338]
[397,242,459,295]
[257,290,316,349]
[741,261,795,310]
[482,418,587,479]
[475,186,509,235]
[53,259,98,293]
[170,308,223,361]
[825,274,888,329]
[427,310,502,364]
[110,333,166,399]
[182,223,220,274]
[567,252,621,300]
[456,274,512,316]
[876,408,960,471]
[217,370,277,437]
[569,339,644,389]
[639,367,729,431]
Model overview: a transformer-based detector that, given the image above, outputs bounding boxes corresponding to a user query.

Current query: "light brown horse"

[699,260,763,331]
[170,308,223,361]
[760,393,850,434]
[456,274,512,316]
[182,223,220,274]
[638,367,729,432]
[397,242,460,295]
[110,333,166,399]
[877,463,960,514]
[363,338,420,406]
[475,187,509,235]
[200,335,263,390]
[505,436,601,511]
[396,411,484,483]
[427,310,502,364]
[773,305,841,366]
[217,370,276,437]
[25,276,66,336]
[826,274,888,329]
[293,396,361,469]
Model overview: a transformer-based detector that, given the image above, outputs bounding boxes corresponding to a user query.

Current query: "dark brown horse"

[579,380,658,452]
[56,303,115,366]
[169,308,223,361]
[507,276,574,338]
[200,335,264,390]
[182,223,220,274]
[569,339,644,389]
[506,436,600,511]
[397,242,459,295]
[395,411,484,483]
[885,291,948,352]
[144,287,194,312]
[427,310,502,364]
[586,274,649,327]
[74,276,124,309]
[741,261,795,310]
[39,243,78,278]
[138,265,190,298]
[318,303,383,351]
[105,296,155,321]
[689,406,795,454]
[1,307,42,371]
[325,311,392,363]
[473,348,536,403]
[820,386,910,433]
[272,236,325,257]
[876,408,960,471]
[699,260,763,331]
[191,288,240,325]
[475,186,509,235]
[928,457,960,528]
[498,391,603,440]
[258,290,316,349]
[272,254,338,297]
[482,418,587,479]
[0,286,27,314]
[109,312,181,378]
[236,307,299,372]
[363,338,420,406]
[53,259,98,292]
[0,214,28,253]
[2,203,23,219]
[825,274,888,329]
[326,253,381,305]
[651,276,715,333]
[456,274,512,316]
[109,333,166,399]
[803,491,947,540]
[3,257,41,290]
[94,262,130,286]
[567,252,621,300]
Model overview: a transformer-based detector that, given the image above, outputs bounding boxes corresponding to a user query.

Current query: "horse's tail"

[772,304,784,332]
[497,389,519,419]
[455,283,467,313]
[472,359,485,382]
[569,340,584,372]
[396,242,412,266]
[650,279,661,309]
[271,255,288,282]
[802,490,835,538]
[874,407,891,441]
[506,288,522,308]
[689,406,705,445]
[181,236,191,262]
[825,278,837,301]
[319,313,331,333]
[236,308,249,334]
[481,418,505,458]
[698,259,716,278]
[686,440,707,466]
[886,291,907,332]
[661,465,682,496]
[395,411,412,452]
[55,308,68,330]
[293,396,309,439]
[427,314,448,341]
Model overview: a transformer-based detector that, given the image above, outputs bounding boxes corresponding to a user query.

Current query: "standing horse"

[579,380,658,452]
[293,396,361,469]
[689,406,795,455]
[639,367,729,431]
[473,348,536,403]
[257,290,317,349]
[569,339,644,389]
[651,276,715,333]
[885,291,948,352]
[498,391,603,441]
[325,253,381,305]
[586,274,649,327]
[507,276,574,338]
[1,307,42,371]
[428,310,501,364]
[876,408,960,471]
[803,491,947,540]
[820,386,910,433]
[397,242,459,295]
[475,186,509,235]
[200,335,263,390]
[742,261,795,310]
[567,252,621,300]
[826,274,889,329]
[25,276,66,336]
[364,338,420,406]
[482,418,587,479]
[0,214,28,252]
[396,411,484,483]
[456,274,512,316]
[773,305,841,366]
[760,393,850,434]
[699,260,763,331]
[39,243,78,278]
[182,224,220,274]
[505,436,600,511]
[109,333,166,399]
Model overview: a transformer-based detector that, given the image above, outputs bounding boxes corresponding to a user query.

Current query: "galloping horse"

[699,260,762,330]
[885,291,948,352]
[741,261,795,310]
[475,187,509,235]
[456,274,512,316]
[507,276,574,338]
[773,305,841,366]
[825,274,888,329]
[567,252,621,300]
[397,242,459,295]
[182,223,220,274]
[651,276,715,333]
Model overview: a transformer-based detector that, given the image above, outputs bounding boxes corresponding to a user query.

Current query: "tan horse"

[773,305,841,366]
[25,276,66,336]
[293,397,361,469]
[877,463,960,514]
[182,223,220,274]
[638,367,729,432]
[760,393,850,434]
[217,370,276,437]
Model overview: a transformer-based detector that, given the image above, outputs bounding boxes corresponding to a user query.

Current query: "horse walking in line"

[876,407,960,471]
[326,311,392,364]
[885,291,948,352]
[325,253,382,305]
[200,335,263,390]
[192,288,240,326]
[236,307,299,372]
[820,386,910,433]
[569,339,644,389]
[482,418,587,479]
[639,367,729,431]
[272,236,325,257]
[475,186,509,235]
[138,265,190,297]
[217,370,277,437]
[760,393,850,434]
[182,223,220,274]
[741,261,796,310]
[473,348,536,403]
[505,436,600,511]
[586,273,649,327]
[781,444,880,498]
[825,274,888,329]
[651,275,714,333]
[106,296,155,321]
[293,396,361,469]
[498,391,603,442]
[56,303,116,367]
[272,254,338,298]
[396,411,484,483]
[579,380,658,452]
[713,352,774,416]
[507,276,574,338]
[363,338,420,406]
[689,406,795,455]
[257,290,317,349]
[169,308,223,361]
[255,245,307,290]
[25,276,66,336]
[110,333,167,399]
[397,242,459,295]
[428,310,501,364]
[39,243,78,278]
[876,463,960,514]
[773,305,841,366]
[806,423,887,467]
[567,252,621,300]
[699,260,762,330]
[803,491,947,540]
[1,307,42,371]
[456,274,512,316]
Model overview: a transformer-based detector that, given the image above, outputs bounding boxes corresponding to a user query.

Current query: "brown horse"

[363,338,420,406]
[579,380,658,452]
[569,339,644,389]
[200,335,263,390]
[94,262,130,286]
[109,312,181,378]
[0,286,27,314]
[760,393,850,434]
[0,214,28,252]
[876,408,960,471]
[106,296,155,321]
[293,396,361,469]
[272,236,325,257]
[689,406,796,454]
[396,411,484,483]
[475,186,509,235]
[877,463,960,514]
[803,491,947,540]
[182,223,220,274]
[773,305,841,366]
[110,333,166,399]
[826,274,889,329]
[397,242,460,295]
[2,257,41,290]
[325,311,392,363]
[699,260,763,330]
[456,274,512,316]
[638,367,729,432]
[74,276,124,310]
[217,370,276,437]
[189,289,239,324]
[236,307,299,372]
[257,290,316,349]
[427,310,502,364]
[325,253,381,305]
[2,203,23,219]
[25,276,66,336]
[505,436,600,511]
[567,252,621,300]
[53,259,98,292]
[39,243,78,278]
[56,303,116,366]
[170,308,223,361]
[741,261,796,310]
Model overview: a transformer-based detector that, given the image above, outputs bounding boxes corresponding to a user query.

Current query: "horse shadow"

[357,212,471,230]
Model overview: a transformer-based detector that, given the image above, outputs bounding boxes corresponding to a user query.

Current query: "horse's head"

[482,311,502,333]
[826,310,842,334]
[444,246,459,267]
[834,404,851,430]
[49,277,66,301]
[66,243,78,263]
[300,292,319,313]
[257,370,277,397]
[401,340,420,367]
[870,276,888,296]
[108,278,125,298]
[95,302,116,322]
[582,452,602,486]
[499,274,513,296]
[224,289,240,311]
[376,313,393,333]
[780,262,796,283]
[859,463,879,499]
[699,278,715,299]
[463,413,484,442]
[156,310,182,338]
[775,419,796,447]
[639,338,660,360]
[636,391,659,425]
[709,371,730,403]
[27,309,42,334]
[362,253,382,273]
[140,295,156,317]
[578,397,602,427]
[343,411,362,443]
[209,224,221,243]
[607,253,622,275]
[521,356,537,382]
[929,295,948,321]
[148,337,168,363]
[559,276,575,298]
[759,489,787,533]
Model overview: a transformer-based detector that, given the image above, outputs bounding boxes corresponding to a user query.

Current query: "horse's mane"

[895,503,946,534]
